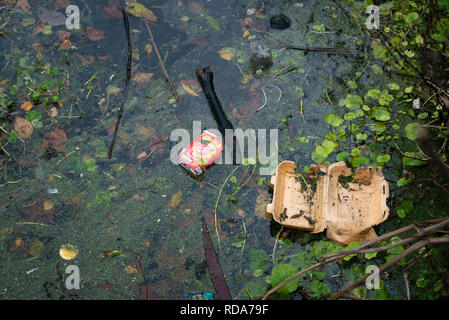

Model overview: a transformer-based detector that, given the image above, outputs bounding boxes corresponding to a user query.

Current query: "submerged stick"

[143,19,179,102]
[108,5,132,159]
[202,218,232,300]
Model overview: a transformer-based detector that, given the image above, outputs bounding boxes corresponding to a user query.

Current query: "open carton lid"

[267,161,389,245]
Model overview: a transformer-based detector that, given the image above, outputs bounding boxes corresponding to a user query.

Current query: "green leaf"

[365,252,377,259]
[350,148,361,157]
[388,83,400,90]
[344,112,358,121]
[405,12,419,23]
[270,264,299,295]
[352,156,370,168]
[404,122,419,140]
[8,131,18,143]
[336,151,348,161]
[244,281,266,298]
[356,133,368,140]
[322,139,338,154]
[230,176,237,183]
[309,280,331,298]
[402,152,425,166]
[248,249,270,272]
[404,86,413,93]
[397,177,410,187]
[372,44,387,60]
[415,34,424,44]
[325,113,344,127]
[376,154,391,163]
[372,107,391,121]
[366,89,380,100]
[378,90,394,106]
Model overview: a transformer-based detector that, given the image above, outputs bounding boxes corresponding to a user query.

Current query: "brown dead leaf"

[20,101,33,111]
[14,117,34,139]
[16,0,30,12]
[137,125,154,140]
[86,26,105,41]
[132,72,154,85]
[40,128,67,149]
[76,54,95,66]
[57,30,71,41]
[59,39,71,51]
[55,0,70,9]
[103,0,122,19]
[33,22,46,35]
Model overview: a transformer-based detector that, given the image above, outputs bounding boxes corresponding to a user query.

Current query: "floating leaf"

[126,2,157,22]
[132,72,154,84]
[181,83,199,96]
[14,117,34,138]
[404,122,419,140]
[20,101,33,111]
[168,190,182,209]
[86,26,105,41]
[325,113,344,127]
[372,107,390,121]
[402,152,425,166]
[376,154,391,163]
[218,47,234,61]
[336,151,348,161]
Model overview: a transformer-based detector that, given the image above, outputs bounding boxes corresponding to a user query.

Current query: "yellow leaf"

[126,2,157,22]
[145,43,153,54]
[43,200,54,211]
[125,265,139,274]
[182,83,199,96]
[20,101,33,111]
[168,190,182,209]
[243,30,249,38]
[132,72,154,84]
[218,47,234,61]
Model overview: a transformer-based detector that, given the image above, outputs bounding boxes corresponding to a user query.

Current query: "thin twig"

[108,5,132,159]
[143,19,179,102]
[137,256,149,300]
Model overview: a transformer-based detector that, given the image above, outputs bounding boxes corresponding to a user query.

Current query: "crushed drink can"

[178,130,223,177]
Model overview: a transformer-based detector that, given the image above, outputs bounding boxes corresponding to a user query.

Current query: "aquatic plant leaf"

[270,264,298,295]
[404,122,419,140]
[202,218,232,300]
[325,113,343,127]
[126,3,157,22]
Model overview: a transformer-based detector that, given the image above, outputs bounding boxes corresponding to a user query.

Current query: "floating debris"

[59,244,79,260]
